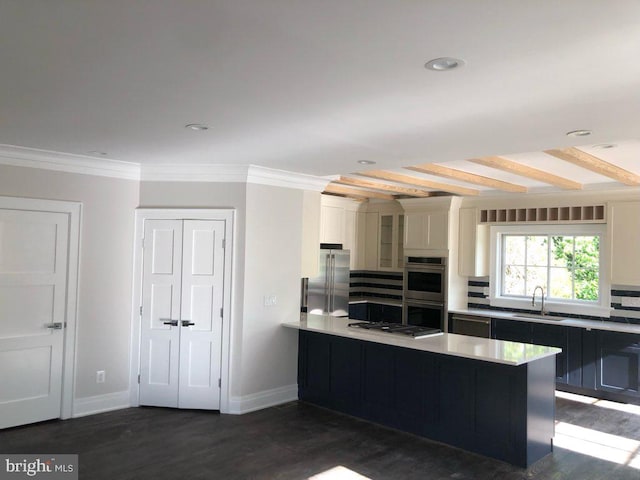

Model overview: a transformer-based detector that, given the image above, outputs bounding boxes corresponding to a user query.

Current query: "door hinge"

[220,307,223,318]
[137,374,140,384]
[218,378,221,388]
[139,306,143,316]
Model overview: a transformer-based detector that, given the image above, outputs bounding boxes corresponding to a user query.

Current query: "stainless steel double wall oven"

[403,256,446,330]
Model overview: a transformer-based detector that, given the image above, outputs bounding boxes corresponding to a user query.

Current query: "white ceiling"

[1,1,639,186]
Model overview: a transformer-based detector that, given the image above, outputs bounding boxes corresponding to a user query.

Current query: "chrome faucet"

[532,286,547,315]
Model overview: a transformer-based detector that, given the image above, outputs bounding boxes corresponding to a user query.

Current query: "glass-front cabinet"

[379,213,404,270]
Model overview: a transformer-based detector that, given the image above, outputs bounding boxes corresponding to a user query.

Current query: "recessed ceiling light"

[185,123,209,131]
[424,57,465,71]
[592,143,616,149]
[357,160,376,165]
[566,129,592,137]
[87,151,107,156]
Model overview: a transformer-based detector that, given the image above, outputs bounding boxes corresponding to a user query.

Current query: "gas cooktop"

[347,321,443,339]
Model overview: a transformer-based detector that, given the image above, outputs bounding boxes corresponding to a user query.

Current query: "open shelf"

[479,205,606,224]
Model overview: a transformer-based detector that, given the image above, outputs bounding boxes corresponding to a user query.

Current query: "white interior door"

[178,220,224,409]
[139,219,225,410]
[139,220,182,407]
[0,209,69,429]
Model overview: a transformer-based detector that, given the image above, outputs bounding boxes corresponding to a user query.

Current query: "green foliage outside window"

[502,234,600,302]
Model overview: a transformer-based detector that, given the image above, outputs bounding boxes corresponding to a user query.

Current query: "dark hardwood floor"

[2,394,640,479]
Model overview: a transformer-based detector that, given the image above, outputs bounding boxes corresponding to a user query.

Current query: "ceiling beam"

[544,147,640,186]
[405,163,527,193]
[323,183,394,200]
[335,176,432,197]
[358,170,479,196]
[470,156,583,190]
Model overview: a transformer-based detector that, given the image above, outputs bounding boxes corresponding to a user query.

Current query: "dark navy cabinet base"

[297,331,556,467]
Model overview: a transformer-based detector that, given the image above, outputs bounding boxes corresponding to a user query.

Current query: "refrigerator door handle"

[329,253,335,313]
[324,253,331,313]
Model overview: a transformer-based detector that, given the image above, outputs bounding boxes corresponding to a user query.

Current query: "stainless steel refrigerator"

[305,248,350,317]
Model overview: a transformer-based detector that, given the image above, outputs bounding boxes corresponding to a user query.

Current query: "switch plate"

[263,295,277,307]
[96,370,106,383]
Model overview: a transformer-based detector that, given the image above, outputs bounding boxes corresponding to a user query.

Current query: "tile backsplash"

[350,270,403,301]
[467,276,640,325]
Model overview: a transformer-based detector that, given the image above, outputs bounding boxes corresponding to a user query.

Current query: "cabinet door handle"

[182,320,195,327]
[162,319,178,326]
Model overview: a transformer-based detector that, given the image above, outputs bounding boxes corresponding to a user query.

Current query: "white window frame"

[489,224,611,317]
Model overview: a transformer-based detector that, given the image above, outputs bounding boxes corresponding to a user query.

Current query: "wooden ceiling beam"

[323,183,394,200]
[405,163,527,193]
[544,147,640,186]
[335,176,432,197]
[358,170,479,196]
[470,156,583,190]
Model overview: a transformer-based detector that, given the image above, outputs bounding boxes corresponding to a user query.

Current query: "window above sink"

[489,224,611,318]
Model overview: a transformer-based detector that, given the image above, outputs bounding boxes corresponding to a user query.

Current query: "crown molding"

[0,144,141,180]
[140,164,249,182]
[141,163,329,191]
[0,144,330,190]
[246,165,329,191]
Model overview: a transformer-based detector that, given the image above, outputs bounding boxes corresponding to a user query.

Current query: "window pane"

[525,266,547,296]
[575,268,599,301]
[574,236,599,270]
[504,236,525,265]
[503,265,525,296]
[526,236,548,266]
[550,236,571,267]
[549,267,572,299]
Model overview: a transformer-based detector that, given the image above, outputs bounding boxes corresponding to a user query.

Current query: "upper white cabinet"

[378,212,404,270]
[320,195,361,269]
[404,210,448,251]
[399,197,461,256]
[458,207,489,277]
[608,201,640,285]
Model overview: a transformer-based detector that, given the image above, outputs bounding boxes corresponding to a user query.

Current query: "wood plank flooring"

[2,394,640,479]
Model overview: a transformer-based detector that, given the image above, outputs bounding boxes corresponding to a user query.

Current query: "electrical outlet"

[96,370,106,384]
[263,295,277,307]
[622,297,640,307]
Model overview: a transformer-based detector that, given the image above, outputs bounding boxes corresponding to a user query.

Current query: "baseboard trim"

[72,390,130,418]
[227,384,298,415]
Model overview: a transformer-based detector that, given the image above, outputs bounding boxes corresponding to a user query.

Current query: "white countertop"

[449,308,640,335]
[283,314,560,366]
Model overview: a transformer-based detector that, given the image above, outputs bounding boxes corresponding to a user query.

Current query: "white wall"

[240,183,302,396]
[0,164,139,399]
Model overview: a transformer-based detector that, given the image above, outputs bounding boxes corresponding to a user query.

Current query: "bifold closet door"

[139,219,225,410]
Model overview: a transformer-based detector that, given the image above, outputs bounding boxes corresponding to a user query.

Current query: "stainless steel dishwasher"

[450,314,491,338]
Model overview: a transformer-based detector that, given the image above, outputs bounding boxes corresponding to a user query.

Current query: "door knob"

[45,322,63,329]
[162,319,178,326]
[182,320,195,327]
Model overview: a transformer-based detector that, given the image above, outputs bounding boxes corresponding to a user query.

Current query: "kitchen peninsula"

[283,314,561,467]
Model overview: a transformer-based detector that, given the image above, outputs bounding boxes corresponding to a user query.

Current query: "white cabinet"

[458,208,489,277]
[608,201,640,285]
[378,213,404,270]
[403,210,449,251]
[319,195,361,269]
[363,211,379,270]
